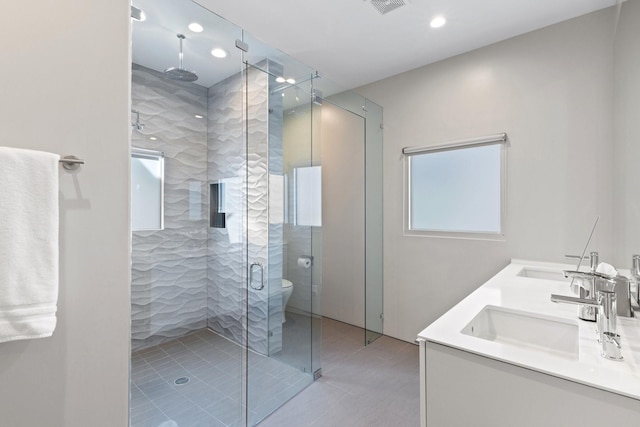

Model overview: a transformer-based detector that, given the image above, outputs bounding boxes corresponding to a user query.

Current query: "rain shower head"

[164,66,198,82]
[164,34,198,82]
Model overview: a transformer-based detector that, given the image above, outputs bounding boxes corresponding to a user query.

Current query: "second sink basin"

[516,267,570,282]
[461,305,579,359]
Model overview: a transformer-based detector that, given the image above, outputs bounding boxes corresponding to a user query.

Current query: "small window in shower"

[294,166,322,227]
[131,148,164,231]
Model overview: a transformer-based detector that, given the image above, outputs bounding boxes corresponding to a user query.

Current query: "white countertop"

[417,260,640,400]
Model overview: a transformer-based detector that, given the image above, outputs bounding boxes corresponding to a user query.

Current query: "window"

[294,166,322,227]
[405,135,506,238]
[131,148,164,231]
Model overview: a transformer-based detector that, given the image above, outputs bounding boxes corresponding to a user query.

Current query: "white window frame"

[403,133,507,241]
[131,147,165,231]
[292,165,322,227]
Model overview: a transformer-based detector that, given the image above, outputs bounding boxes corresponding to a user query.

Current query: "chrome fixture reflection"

[131,109,145,131]
[164,34,198,82]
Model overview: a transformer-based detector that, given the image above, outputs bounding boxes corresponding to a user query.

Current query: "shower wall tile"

[206,69,247,346]
[246,65,271,356]
[207,63,284,355]
[131,64,208,351]
[131,62,285,354]
[267,70,284,354]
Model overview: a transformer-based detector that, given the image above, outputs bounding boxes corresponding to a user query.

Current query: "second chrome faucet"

[550,251,633,360]
[551,277,622,360]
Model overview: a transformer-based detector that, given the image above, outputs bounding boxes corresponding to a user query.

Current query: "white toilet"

[281,279,293,323]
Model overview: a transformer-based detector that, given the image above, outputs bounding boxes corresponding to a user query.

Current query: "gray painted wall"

[613,0,640,267]
[282,105,318,316]
[282,102,369,329]
[0,1,131,426]
[358,7,618,342]
[321,103,366,328]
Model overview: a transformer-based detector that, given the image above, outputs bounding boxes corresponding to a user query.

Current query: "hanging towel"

[0,146,60,343]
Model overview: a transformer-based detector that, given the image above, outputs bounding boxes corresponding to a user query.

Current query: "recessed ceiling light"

[149,137,157,141]
[286,78,296,84]
[188,22,204,33]
[276,77,286,83]
[430,16,446,29]
[211,48,227,58]
[194,114,204,119]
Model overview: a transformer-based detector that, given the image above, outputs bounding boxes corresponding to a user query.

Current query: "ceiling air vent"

[368,0,408,15]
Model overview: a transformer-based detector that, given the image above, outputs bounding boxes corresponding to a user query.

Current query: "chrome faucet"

[562,268,610,321]
[551,278,623,360]
[564,251,599,320]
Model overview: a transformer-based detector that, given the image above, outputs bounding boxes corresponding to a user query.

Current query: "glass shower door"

[243,60,318,425]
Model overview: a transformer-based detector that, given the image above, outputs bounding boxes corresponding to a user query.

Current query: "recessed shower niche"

[209,182,225,228]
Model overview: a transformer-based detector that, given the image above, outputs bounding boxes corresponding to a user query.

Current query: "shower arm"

[178,34,185,70]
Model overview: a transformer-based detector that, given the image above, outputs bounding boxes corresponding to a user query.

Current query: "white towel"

[0,146,60,342]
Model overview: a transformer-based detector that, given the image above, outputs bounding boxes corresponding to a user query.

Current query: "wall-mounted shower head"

[132,109,145,131]
[164,34,198,82]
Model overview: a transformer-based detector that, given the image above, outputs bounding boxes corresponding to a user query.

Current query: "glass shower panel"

[243,52,317,423]
[313,86,384,346]
[130,1,247,426]
[130,1,382,425]
[364,99,384,345]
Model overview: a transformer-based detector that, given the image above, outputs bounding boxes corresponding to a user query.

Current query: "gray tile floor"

[130,318,419,427]
[130,328,311,427]
[259,318,420,427]
[131,329,242,427]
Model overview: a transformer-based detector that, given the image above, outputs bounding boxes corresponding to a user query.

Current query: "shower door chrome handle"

[249,262,264,290]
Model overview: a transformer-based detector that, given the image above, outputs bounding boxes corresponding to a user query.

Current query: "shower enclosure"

[129,1,382,425]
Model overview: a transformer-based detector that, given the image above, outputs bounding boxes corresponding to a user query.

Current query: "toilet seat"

[282,279,293,288]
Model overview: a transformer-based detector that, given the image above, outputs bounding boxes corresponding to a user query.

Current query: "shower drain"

[174,376,190,386]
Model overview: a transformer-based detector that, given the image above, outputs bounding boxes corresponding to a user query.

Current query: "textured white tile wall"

[130,64,209,350]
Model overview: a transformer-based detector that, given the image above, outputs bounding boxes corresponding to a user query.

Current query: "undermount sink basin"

[517,267,570,282]
[461,305,579,359]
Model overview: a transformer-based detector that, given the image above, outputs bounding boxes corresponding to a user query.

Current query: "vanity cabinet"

[419,340,640,426]
[417,260,640,427]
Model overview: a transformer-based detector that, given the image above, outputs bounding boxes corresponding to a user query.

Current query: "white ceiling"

[132,0,618,90]
[194,0,617,89]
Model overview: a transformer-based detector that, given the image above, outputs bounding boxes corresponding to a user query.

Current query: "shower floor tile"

[130,328,311,427]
